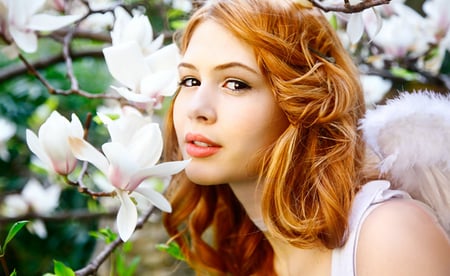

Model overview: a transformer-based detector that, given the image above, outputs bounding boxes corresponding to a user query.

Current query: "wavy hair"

[163,0,368,274]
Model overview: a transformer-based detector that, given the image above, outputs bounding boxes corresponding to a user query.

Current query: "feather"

[360,90,450,235]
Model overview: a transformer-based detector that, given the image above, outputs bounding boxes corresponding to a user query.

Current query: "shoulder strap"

[331,180,409,276]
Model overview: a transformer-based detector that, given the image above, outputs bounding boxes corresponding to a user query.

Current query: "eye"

[179,77,201,87]
[223,79,251,92]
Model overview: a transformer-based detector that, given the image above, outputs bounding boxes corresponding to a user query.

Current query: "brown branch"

[15,52,119,99]
[0,49,105,81]
[75,205,158,276]
[310,0,391,13]
[0,209,117,225]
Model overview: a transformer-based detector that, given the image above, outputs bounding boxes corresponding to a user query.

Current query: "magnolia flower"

[103,42,180,108]
[69,113,188,241]
[26,111,84,175]
[110,6,163,55]
[1,178,60,238]
[345,0,382,44]
[369,3,429,60]
[0,117,16,161]
[0,0,81,55]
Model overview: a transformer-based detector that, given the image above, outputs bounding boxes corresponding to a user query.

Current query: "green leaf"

[9,269,17,276]
[89,227,118,244]
[390,67,420,81]
[1,220,28,254]
[155,241,185,261]
[53,260,75,276]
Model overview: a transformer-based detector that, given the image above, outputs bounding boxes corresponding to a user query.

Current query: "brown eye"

[179,77,201,87]
[223,80,251,91]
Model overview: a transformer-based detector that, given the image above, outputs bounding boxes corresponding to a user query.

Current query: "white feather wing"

[360,91,450,235]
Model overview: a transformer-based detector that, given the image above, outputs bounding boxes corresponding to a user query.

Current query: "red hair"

[163,0,367,274]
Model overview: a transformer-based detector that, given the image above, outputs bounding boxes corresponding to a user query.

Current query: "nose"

[187,83,217,124]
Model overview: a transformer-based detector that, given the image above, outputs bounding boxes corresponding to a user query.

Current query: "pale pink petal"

[146,34,164,54]
[102,142,138,190]
[123,15,153,49]
[6,0,44,26]
[39,112,77,174]
[69,113,84,138]
[116,190,137,241]
[347,13,365,44]
[9,26,38,53]
[145,43,179,71]
[134,186,171,212]
[28,14,81,31]
[68,137,109,175]
[129,123,162,167]
[111,86,154,103]
[26,129,51,169]
[128,160,189,191]
[103,42,151,89]
[140,70,178,98]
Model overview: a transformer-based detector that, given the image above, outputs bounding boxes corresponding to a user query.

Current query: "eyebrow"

[178,61,259,75]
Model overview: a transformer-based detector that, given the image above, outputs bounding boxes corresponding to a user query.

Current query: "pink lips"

[185,133,221,158]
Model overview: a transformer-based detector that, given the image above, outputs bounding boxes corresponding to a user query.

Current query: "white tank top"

[331,180,410,276]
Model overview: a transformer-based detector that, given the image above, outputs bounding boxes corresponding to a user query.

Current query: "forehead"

[181,20,259,70]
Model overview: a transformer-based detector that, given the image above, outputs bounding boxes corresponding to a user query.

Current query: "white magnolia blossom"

[0,0,81,56]
[69,111,189,241]
[0,117,16,161]
[103,42,180,107]
[26,111,84,175]
[369,3,430,60]
[1,178,61,238]
[111,6,163,56]
[103,7,180,110]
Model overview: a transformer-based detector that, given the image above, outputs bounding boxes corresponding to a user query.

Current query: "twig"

[310,0,391,13]
[0,209,117,225]
[75,205,158,276]
[16,53,119,99]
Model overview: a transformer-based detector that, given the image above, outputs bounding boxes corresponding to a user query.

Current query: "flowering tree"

[0,0,449,275]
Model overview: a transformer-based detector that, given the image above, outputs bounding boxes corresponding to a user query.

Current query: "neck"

[228,180,331,276]
[228,179,264,228]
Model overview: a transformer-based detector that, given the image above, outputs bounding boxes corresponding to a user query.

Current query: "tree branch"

[310,0,391,13]
[75,205,158,276]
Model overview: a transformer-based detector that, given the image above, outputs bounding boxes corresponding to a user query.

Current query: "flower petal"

[145,43,180,72]
[140,70,178,98]
[28,14,80,31]
[26,129,51,169]
[69,113,84,138]
[68,137,109,175]
[103,42,151,89]
[39,111,77,174]
[134,185,171,212]
[9,25,38,53]
[116,190,137,241]
[111,86,154,103]
[102,142,138,190]
[347,13,365,44]
[128,160,189,191]
[129,123,162,167]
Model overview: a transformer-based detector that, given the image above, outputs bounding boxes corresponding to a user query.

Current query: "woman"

[162,0,450,275]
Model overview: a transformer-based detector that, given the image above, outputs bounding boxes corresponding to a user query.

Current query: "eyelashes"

[178,77,252,93]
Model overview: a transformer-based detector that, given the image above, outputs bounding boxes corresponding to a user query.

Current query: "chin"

[184,166,225,186]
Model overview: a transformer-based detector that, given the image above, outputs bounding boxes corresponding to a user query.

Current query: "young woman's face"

[173,20,289,185]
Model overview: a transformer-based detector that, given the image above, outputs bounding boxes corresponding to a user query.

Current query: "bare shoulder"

[356,198,450,276]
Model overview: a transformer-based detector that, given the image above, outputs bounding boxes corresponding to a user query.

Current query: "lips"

[185,133,221,158]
